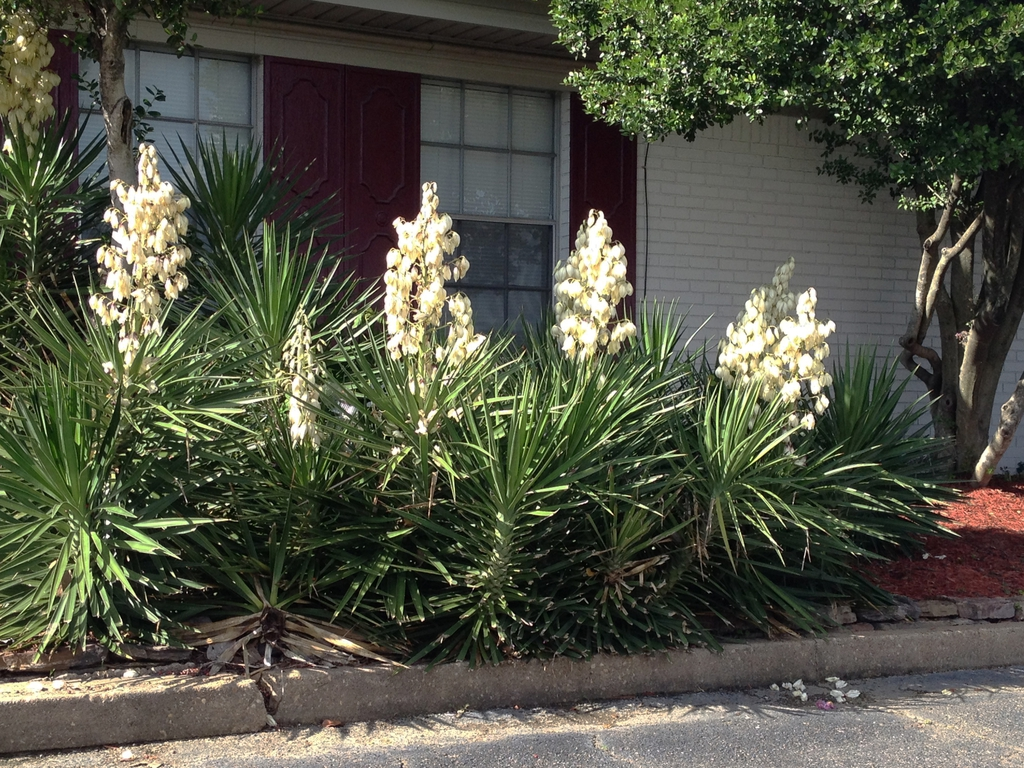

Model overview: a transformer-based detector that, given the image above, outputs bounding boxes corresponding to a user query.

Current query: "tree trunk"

[94,3,135,187]
[974,373,1024,485]
[956,335,1004,473]
[964,168,1024,481]
[899,190,960,468]
[901,168,1024,482]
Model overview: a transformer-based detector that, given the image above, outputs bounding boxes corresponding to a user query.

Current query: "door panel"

[345,67,420,284]
[263,57,345,241]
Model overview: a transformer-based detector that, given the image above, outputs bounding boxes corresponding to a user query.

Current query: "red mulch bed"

[865,480,1024,599]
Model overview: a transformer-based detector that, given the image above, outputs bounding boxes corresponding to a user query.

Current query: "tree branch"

[924,210,984,320]
[898,341,942,390]
[903,178,963,348]
[974,370,1024,486]
[925,174,963,252]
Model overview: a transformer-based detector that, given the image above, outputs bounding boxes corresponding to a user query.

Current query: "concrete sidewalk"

[2,620,1023,756]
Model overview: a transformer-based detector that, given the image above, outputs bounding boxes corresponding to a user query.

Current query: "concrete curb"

[269,622,1024,726]
[0,674,266,754]
[2,621,1023,754]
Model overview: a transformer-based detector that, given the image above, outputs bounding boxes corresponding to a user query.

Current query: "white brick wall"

[635,114,1024,471]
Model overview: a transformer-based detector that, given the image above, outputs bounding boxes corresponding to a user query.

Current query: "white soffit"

[248,0,566,57]
[300,0,555,34]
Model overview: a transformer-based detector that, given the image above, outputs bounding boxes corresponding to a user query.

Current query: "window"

[79,48,253,177]
[421,80,556,334]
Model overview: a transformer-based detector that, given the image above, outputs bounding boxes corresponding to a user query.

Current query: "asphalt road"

[4,666,1023,768]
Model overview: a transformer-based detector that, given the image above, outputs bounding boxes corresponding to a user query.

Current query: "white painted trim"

[309,0,555,34]
[126,15,575,91]
[558,91,571,286]
[636,135,649,303]
[252,56,264,145]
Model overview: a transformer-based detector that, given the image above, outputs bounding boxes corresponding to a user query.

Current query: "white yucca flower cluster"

[0,11,59,152]
[89,144,191,368]
[715,257,835,429]
[384,181,484,371]
[282,307,322,448]
[552,210,636,360]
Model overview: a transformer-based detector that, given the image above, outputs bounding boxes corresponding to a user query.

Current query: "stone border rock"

[847,595,1024,624]
[2,598,1022,755]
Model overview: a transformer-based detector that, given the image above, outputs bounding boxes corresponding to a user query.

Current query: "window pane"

[79,53,136,109]
[462,288,505,334]
[126,53,138,108]
[78,56,100,109]
[198,125,251,154]
[146,120,195,177]
[456,221,506,288]
[421,83,460,144]
[419,81,555,338]
[508,290,546,333]
[140,51,194,120]
[464,87,508,149]
[511,155,552,219]
[463,150,508,216]
[198,58,249,123]
[77,113,107,182]
[512,93,553,152]
[421,145,461,213]
[509,224,550,288]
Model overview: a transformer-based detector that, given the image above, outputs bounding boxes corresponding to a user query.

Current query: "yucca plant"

[177,603,395,672]
[418,365,599,663]
[3,286,257,447]
[812,347,956,553]
[327,323,514,653]
[507,305,712,656]
[172,376,403,667]
[176,492,396,670]
[666,354,957,636]
[526,469,710,656]
[332,303,714,663]
[169,136,344,282]
[0,113,105,304]
[665,380,863,633]
[158,222,400,666]
[674,381,813,572]
[353,362,596,665]
[0,282,258,652]
[0,364,202,651]
[200,222,363,377]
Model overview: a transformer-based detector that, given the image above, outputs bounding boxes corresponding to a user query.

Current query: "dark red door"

[264,57,345,244]
[345,67,420,284]
[570,94,638,315]
[264,58,420,288]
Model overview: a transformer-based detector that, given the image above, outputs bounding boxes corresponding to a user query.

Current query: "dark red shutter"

[47,30,79,125]
[344,67,420,284]
[263,57,345,243]
[569,94,638,316]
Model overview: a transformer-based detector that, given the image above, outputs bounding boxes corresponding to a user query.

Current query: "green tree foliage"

[551,0,1024,482]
